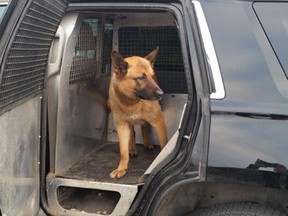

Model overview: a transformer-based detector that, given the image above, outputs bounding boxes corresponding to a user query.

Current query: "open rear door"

[0,0,68,215]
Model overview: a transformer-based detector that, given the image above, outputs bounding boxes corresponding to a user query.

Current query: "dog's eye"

[137,76,146,81]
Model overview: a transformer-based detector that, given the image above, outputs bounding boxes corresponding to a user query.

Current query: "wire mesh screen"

[0,0,67,112]
[101,24,114,75]
[69,19,99,84]
[118,26,187,94]
[69,19,113,84]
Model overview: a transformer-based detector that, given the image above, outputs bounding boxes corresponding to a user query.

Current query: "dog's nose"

[154,89,164,100]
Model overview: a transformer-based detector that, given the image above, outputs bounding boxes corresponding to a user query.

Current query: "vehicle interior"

[45,7,191,215]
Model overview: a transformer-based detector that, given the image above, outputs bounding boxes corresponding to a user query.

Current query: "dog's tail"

[84,88,111,113]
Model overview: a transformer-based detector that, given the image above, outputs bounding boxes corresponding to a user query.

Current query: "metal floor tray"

[46,143,160,215]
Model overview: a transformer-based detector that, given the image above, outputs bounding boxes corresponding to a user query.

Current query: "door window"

[254,3,288,79]
[0,4,7,21]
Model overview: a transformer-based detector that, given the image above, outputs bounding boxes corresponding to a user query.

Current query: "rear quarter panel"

[202,1,288,174]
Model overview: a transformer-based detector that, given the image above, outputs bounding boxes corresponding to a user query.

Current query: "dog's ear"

[111,51,128,77]
[145,46,159,67]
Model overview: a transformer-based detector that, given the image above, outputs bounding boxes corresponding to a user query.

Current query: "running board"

[46,174,139,216]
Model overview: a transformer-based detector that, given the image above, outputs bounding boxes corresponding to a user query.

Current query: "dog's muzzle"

[153,89,164,100]
[135,88,164,100]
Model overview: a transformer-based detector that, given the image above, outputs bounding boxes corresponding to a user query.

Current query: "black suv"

[0,0,288,215]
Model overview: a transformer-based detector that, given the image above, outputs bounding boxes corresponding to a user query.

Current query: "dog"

[109,47,168,178]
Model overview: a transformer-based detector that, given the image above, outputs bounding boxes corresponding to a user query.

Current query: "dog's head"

[111,47,164,101]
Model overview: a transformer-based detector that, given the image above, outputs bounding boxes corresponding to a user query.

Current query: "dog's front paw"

[110,169,127,179]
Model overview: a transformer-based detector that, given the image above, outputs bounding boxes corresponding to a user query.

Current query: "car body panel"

[200,0,288,173]
[0,96,41,216]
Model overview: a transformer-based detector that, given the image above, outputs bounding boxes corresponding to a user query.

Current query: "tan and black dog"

[109,47,168,178]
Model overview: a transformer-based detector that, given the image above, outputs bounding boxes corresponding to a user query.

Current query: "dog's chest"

[126,113,143,124]
[127,113,142,120]
[112,100,156,124]
[115,110,145,124]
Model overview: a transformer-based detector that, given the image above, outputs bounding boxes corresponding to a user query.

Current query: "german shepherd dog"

[109,47,168,178]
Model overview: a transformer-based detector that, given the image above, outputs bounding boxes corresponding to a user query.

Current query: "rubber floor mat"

[56,143,160,184]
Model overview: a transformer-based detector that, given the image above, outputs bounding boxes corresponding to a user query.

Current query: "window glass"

[0,5,6,20]
[254,3,288,79]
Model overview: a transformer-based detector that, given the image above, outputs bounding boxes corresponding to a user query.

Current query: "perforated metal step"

[46,143,160,215]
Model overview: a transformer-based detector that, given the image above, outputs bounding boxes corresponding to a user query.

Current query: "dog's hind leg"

[110,122,130,178]
[151,115,168,150]
[141,122,154,150]
[129,125,138,157]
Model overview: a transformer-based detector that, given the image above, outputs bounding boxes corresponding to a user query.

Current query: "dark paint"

[202,1,288,174]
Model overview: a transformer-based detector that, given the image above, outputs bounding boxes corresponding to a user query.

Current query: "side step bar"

[46,174,139,216]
